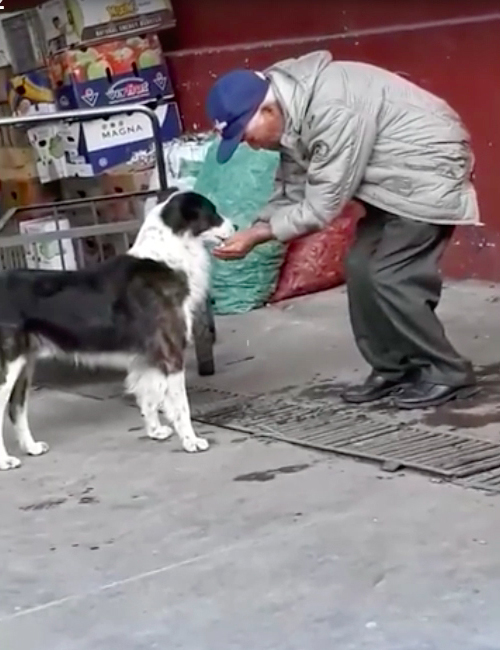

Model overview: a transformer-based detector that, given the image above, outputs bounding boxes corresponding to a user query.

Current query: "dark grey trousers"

[344,203,474,387]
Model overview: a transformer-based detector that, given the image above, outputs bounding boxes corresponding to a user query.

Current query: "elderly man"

[206,51,480,409]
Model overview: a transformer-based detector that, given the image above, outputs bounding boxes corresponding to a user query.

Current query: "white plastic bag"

[145,133,214,215]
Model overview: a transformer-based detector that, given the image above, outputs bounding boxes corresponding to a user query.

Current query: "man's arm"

[211,151,304,259]
[213,103,377,259]
[268,103,377,242]
[253,150,306,226]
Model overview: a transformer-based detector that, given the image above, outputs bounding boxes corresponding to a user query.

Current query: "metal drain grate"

[188,386,240,409]
[193,394,500,483]
[460,466,500,493]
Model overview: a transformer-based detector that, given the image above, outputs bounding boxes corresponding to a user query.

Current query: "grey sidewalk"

[1,281,500,650]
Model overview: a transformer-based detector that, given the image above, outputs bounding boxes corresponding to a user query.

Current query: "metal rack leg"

[193,296,216,377]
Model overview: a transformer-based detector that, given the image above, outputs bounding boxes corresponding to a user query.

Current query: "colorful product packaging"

[40,0,175,50]
[80,100,182,173]
[48,33,173,109]
[8,69,56,116]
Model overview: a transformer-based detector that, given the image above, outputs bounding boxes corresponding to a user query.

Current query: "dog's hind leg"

[163,370,209,453]
[0,357,29,470]
[9,355,48,458]
[126,367,174,441]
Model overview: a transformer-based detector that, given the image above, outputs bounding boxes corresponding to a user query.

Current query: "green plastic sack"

[194,140,285,315]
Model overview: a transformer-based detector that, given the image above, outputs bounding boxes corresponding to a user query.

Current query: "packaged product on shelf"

[27,123,94,183]
[7,69,92,183]
[48,33,173,109]
[80,100,182,174]
[0,177,58,217]
[1,10,46,75]
[8,69,56,116]
[38,0,80,55]
[0,19,12,70]
[19,216,78,271]
[39,0,175,52]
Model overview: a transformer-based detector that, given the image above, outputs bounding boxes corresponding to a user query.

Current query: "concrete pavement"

[1,280,500,649]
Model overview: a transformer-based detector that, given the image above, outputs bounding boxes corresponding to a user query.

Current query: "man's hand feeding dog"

[0,191,234,470]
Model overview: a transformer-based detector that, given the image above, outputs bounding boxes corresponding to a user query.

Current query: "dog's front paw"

[183,436,209,453]
[0,455,21,471]
[148,425,174,441]
[24,441,49,457]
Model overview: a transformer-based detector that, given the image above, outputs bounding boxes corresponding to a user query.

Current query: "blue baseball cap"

[206,69,270,164]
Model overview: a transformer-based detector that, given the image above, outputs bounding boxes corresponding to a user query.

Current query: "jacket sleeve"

[253,150,306,224]
[268,103,377,242]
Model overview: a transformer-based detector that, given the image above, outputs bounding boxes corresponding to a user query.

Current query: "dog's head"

[156,191,235,245]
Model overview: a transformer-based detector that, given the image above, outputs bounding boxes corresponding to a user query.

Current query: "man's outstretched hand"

[212,231,258,259]
[213,223,274,260]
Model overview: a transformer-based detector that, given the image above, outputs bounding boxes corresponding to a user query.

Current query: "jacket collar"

[266,71,304,155]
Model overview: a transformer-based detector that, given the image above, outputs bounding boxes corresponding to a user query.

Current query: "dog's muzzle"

[207,218,236,244]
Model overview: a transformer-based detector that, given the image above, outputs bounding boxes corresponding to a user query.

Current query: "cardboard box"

[0,150,38,187]
[59,174,143,265]
[59,176,103,201]
[0,65,13,103]
[6,72,94,183]
[8,69,56,116]
[80,100,182,173]
[0,178,58,215]
[0,148,36,177]
[0,19,12,69]
[60,170,151,225]
[100,169,153,220]
[63,0,174,45]
[60,172,150,222]
[1,10,47,74]
[49,33,173,109]
[0,102,31,151]
[27,123,94,183]
[0,101,39,181]
[38,0,80,55]
[61,169,152,199]
[102,169,152,192]
[19,216,77,271]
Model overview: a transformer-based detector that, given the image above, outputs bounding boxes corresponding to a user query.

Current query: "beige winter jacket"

[256,51,481,242]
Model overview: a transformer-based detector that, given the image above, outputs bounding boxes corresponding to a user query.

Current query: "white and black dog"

[0,191,234,470]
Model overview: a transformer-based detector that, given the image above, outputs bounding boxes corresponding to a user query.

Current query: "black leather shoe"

[341,373,408,404]
[393,381,480,410]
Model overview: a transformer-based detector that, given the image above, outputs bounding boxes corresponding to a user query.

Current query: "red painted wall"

[164,0,500,281]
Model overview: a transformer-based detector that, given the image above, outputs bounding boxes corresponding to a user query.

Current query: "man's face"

[242,103,284,151]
